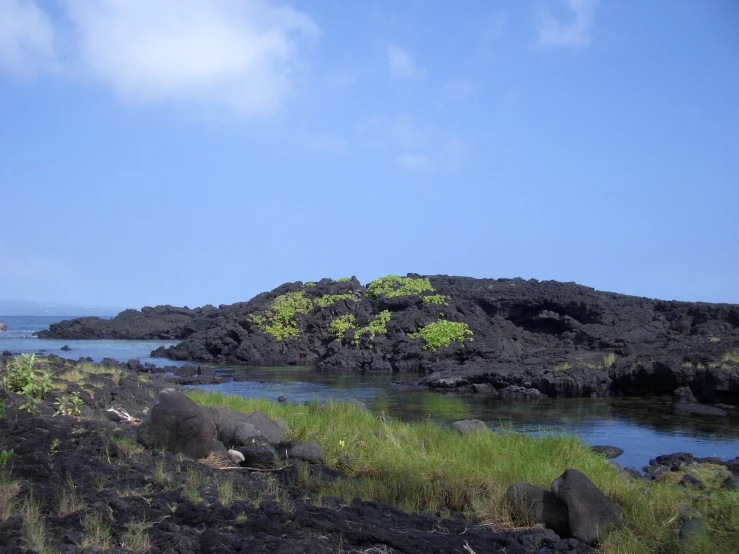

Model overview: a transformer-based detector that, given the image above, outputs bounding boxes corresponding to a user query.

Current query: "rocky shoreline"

[36,275,739,404]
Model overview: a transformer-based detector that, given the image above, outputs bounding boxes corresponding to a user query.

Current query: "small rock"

[678,506,700,521]
[505,483,570,537]
[674,403,727,417]
[679,474,705,489]
[127,358,142,370]
[673,387,697,404]
[246,412,287,446]
[277,396,287,403]
[238,437,279,468]
[551,469,623,545]
[451,419,490,435]
[590,445,624,459]
[679,519,707,541]
[288,442,326,464]
[233,423,263,447]
[61,345,71,351]
[722,476,739,490]
[622,468,641,480]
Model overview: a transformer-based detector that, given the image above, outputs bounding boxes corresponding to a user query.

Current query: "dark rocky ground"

[0,355,595,554]
[37,275,739,403]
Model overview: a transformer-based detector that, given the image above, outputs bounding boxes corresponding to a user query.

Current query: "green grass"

[184,391,733,553]
[554,362,572,371]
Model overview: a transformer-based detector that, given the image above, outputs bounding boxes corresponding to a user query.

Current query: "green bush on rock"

[329,314,357,342]
[248,291,314,341]
[422,294,448,306]
[352,310,391,347]
[366,275,434,301]
[409,320,473,351]
[314,294,355,309]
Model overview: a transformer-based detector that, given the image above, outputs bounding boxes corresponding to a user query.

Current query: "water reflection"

[192,365,739,471]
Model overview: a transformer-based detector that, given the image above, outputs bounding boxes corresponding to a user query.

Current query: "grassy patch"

[554,362,572,371]
[603,353,616,368]
[120,520,152,553]
[409,319,473,351]
[366,275,434,301]
[80,511,112,550]
[185,391,738,553]
[352,310,391,347]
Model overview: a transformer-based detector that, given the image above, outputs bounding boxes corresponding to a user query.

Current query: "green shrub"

[328,314,356,342]
[314,294,354,309]
[54,392,84,417]
[409,320,473,351]
[305,282,317,288]
[366,275,434,301]
[336,277,352,283]
[248,291,314,341]
[422,294,448,306]
[2,354,52,413]
[352,311,392,347]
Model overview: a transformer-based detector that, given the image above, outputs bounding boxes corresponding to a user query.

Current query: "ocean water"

[0,315,181,366]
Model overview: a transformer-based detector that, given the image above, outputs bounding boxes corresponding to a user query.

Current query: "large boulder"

[137,389,214,459]
[238,436,280,468]
[246,412,287,446]
[288,442,326,464]
[206,405,251,445]
[551,469,623,545]
[505,483,570,537]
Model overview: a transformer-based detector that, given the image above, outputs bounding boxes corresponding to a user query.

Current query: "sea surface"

[2,315,737,470]
[0,315,180,366]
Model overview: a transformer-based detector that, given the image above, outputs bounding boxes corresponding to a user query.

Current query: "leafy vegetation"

[366,275,434,301]
[554,362,572,371]
[422,294,448,306]
[248,291,314,341]
[314,294,354,309]
[352,310,391,347]
[335,277,352,283]
[1,354,53,414]
[186,392,737,553]
[328,314,356,342]
[304,282,317,287]
[409,319,473,351]
[54,392,84,417]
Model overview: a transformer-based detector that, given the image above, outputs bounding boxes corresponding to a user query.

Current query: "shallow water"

[0,315,181,366]
[3,315,738,470]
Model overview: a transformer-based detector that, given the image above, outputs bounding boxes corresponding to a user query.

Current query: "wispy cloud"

[0,0,320,117]
[65,0,320,117]
[536,0,600,48]
[360,113,468,174]
[397,154,433,173]
[386,43,427,80]
[0,0,57,77]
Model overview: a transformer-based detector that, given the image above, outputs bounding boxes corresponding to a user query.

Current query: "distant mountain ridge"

[0,300,126,317]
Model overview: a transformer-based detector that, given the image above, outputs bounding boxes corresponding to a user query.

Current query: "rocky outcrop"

[39,275,739,402]
[36,304,214,340]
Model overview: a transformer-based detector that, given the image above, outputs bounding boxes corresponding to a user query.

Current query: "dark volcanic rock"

[137,388,214,459]
[551,469,623,545]
[506,482,570,537]
[590,445,624,459]
[38,275,739,402]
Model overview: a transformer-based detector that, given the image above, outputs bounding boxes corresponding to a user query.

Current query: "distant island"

[37,274,739,404]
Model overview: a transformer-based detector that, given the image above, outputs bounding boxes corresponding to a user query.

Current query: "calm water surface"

[3,315,737,470]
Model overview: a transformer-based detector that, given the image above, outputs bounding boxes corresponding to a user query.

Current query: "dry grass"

[120,520,152,553]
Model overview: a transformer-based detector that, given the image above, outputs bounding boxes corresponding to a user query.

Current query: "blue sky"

[1,0,738,309]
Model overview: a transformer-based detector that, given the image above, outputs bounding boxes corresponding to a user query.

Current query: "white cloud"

[442,79,477,102]
[386,43,426,80]
[536,0,600,48]
[63,0,320,117]
[397,154,433,173]
[0,0,56,76]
